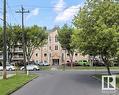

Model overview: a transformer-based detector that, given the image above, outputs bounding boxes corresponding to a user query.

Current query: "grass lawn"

[58,66,119,70]
[0,74,38,95]
[39,66,51,70]
[94,74,119,88]
[39,66,119,71]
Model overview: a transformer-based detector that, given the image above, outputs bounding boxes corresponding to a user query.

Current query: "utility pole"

[3,0,7,79]
[16,6,29,73]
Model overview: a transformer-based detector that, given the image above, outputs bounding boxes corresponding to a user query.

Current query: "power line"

[8,5,81,9]
[6,2,19,24]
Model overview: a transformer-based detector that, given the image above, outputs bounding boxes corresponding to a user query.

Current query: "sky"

[0,0,85,29]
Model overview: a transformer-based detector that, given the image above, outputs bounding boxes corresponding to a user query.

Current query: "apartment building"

[11,43,24,65]
[0,43,24,65]
[31,27,89,65]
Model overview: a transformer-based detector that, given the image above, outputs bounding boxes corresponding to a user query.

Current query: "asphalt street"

[11,71,119,95]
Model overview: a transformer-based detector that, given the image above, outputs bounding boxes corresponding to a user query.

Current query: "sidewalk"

[0,74,15,80]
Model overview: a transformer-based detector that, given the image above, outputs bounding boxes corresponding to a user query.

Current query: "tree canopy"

[73,0,119,74]
[58,24,76,67]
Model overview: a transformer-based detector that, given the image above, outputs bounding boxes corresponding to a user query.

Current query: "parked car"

[43,61,50,66]
[93,60,105,66]
[35,61,44,66]
[20,64,39,71]
[36,61,50,66]
[78,60,90,66]
[0,64,15,71]
[66,61,75,66]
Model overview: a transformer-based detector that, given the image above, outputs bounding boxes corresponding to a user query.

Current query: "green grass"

[39,66,51,70]
[39,65,119,71]
[58,66,119,70]
[94,74,119,87]
[0,74,38,95]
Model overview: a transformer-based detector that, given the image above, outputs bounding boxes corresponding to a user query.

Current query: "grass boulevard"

[0,74,38,95]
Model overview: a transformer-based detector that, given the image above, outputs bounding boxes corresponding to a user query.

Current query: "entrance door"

[52,59,59,65]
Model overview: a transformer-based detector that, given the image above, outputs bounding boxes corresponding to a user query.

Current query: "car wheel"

[33,68,37,71]
[9,68,12,71]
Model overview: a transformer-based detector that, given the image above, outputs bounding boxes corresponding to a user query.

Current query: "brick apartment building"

[31,27,89,65]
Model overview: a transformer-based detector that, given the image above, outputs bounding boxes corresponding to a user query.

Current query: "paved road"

[11,71,119,95]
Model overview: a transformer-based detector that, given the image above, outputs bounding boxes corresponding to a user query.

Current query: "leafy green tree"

[24,25,48,64]
[6,25,22,64]
[58,24,75,68]
[73,0,119,75]
[4,25,47,66]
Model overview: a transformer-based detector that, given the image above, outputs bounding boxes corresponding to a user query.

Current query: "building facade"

[0,43,24,65]
[31,28,89,65]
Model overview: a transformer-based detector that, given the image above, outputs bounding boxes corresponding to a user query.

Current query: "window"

[62,53,64,61]
[75,53,78,56]
[49,36,51,42]
[36,53,38,57]
[0,54,2,58]
[55,35,58,42]
[44,53,47,57]
[0,62,2,66]
[49,53,51,59]
[36,60,38,64]
[55,45,58,50]
[67,61,70,62]
[49,46,51,50]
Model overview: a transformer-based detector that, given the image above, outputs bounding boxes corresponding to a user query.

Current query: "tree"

[73,0,119,75]
[5,25,48,66]
[58,24,75,68]
[24,25,48,64]
[6,25,22,64]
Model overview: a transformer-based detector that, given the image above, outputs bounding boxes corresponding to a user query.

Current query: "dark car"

[93,60,105,66]
[66,61,75,66]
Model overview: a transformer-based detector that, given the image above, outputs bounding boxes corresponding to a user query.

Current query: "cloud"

[26,8,39,20]
[54,0,66,13]
[55,4,81,22]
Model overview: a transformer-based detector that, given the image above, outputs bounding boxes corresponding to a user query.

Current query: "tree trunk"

[101,56,111,75]
[70,53,73,69]
[107,65,111,75]
[3,69,7,79]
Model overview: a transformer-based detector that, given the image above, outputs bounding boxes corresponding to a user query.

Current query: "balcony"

[12,48,23,53]
[12,56,24,61]
[0,56,3,61]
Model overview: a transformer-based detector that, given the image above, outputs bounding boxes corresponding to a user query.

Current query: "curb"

[7,75,39,95]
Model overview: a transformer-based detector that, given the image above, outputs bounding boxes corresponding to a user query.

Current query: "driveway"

[11,71,119,95]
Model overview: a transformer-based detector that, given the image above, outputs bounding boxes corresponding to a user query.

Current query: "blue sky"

[0,0,85,29]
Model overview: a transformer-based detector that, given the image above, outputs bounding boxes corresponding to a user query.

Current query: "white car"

[20,64,39,71]
[36,61,49,66]
[43,62,50,66]
[0,64,15,71]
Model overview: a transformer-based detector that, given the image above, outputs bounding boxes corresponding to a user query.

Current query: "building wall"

[31,28,89,65]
